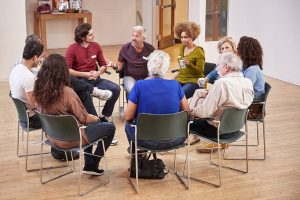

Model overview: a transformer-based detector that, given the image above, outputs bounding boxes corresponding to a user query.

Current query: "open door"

[158,0,176,49]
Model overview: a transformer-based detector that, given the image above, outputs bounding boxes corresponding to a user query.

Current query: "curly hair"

[174,22,201,41]
[33,54,70,108]
[74,23,92,43]
[237,36,263,69]
[217,36,237,54]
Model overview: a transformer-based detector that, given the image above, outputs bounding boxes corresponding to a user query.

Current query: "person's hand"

[90,70,100,79]
[105,59,115,67]
[183,57,189,65]
[84,71,96,80]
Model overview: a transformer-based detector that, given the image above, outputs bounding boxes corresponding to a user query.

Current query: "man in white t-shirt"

[9,41,44,128]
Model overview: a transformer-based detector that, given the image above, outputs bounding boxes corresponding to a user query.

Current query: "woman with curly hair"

[237,36,265,100]
[33,54,115,176]
[174,21,205,99]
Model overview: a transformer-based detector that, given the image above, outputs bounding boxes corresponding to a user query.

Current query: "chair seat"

[137,143,187,153]
[196,131,245,144]
[44,140,94,152]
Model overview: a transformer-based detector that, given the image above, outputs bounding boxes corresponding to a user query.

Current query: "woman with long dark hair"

[237,36,265,101]
[33,54,115,175]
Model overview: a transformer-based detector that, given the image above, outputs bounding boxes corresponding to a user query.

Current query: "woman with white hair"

[124,50,189,150]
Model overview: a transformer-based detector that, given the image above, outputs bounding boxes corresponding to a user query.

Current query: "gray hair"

[132,26,146,39]
[218,52,242,72]
[147,50,170,78]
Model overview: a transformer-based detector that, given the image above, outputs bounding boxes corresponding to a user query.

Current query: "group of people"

[9,20,266,175]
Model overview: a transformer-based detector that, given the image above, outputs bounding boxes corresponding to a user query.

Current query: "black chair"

[116,63,127,119]
[203,62,216,84]
[246,82,271,160]
[189,108,249,187]
[36,111,110,196]
[10,94,46,171]
[129,111,192,193]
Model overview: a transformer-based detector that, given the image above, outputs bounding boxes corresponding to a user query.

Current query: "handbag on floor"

[130,153,168,179]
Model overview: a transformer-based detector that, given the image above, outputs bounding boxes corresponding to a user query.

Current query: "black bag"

[130,153,168,179]
[51,147,79,161]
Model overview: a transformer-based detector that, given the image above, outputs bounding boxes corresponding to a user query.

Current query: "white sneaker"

[92,88,112,100]
[111,138,118,146]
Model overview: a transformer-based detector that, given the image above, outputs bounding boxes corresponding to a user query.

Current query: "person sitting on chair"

[189,52,254,151]
[174,21,205,99]
[199,36,237,84]
[124,50,189,150]
[9,41,44,128]
[116,26,155,97]
[65,23,120,121]
[33,54,115,175]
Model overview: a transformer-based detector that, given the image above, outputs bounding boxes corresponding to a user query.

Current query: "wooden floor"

[1,45,300,199]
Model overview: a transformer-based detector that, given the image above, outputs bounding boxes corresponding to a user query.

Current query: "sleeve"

[187,47,205,76]
[118,45,126,62]
[176,81,185,100]
[23,75,35,93]
[96,43,107,66]
[192,81,227,118]
[128,81,140,105]
[65,45,75,69]
[243,67,257,85]
[65,88,89,124]
[206,69,219,82]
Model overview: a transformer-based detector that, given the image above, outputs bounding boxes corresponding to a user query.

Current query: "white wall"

[26,0,136,48]
[0,0,27,82]
[190,0,300,86]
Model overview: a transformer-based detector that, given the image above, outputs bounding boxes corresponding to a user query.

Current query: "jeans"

[180,82,199,99]
[69,76,97,116]
[81,77,121,117]
[123,76,136,97]
[84,122,115,167]
[125,123,185,150]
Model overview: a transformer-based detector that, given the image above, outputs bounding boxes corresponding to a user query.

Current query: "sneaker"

[196,142,229,153]
[110,138,118,146]
[92,88,112,100]
[83,164,104,176]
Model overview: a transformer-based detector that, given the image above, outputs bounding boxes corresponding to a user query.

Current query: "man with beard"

[115,26,155,96]
[9,41,44,128]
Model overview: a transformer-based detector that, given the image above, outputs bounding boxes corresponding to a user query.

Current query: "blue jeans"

[84,122,115,167]
[180,82,199,99]
[81,77,120,117]
[125,123,185,150]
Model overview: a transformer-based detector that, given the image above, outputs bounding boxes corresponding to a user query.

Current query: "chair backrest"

[136,111,188,141]
[10,95,29,123]
[36,111,80,142]
[261,82,271,102]
[204,62,216,77]
[219,108,247,135]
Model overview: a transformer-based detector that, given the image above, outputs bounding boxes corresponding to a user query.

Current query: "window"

[205,0,228,41]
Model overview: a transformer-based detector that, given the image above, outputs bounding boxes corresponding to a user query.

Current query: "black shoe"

[83,164,104,176]
[99,116,110,123]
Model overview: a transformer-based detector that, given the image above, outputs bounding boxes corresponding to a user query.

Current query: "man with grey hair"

[124,50,189,150]
[189,52,254,143]
[116,26,155,97]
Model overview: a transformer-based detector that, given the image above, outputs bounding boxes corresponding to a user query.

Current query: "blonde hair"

[174,22,200,41]
[217,36,237,54]
[147,50,170,78]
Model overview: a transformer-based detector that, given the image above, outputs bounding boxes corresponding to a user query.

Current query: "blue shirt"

[242,65,265,100]
[129,78,185,118]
